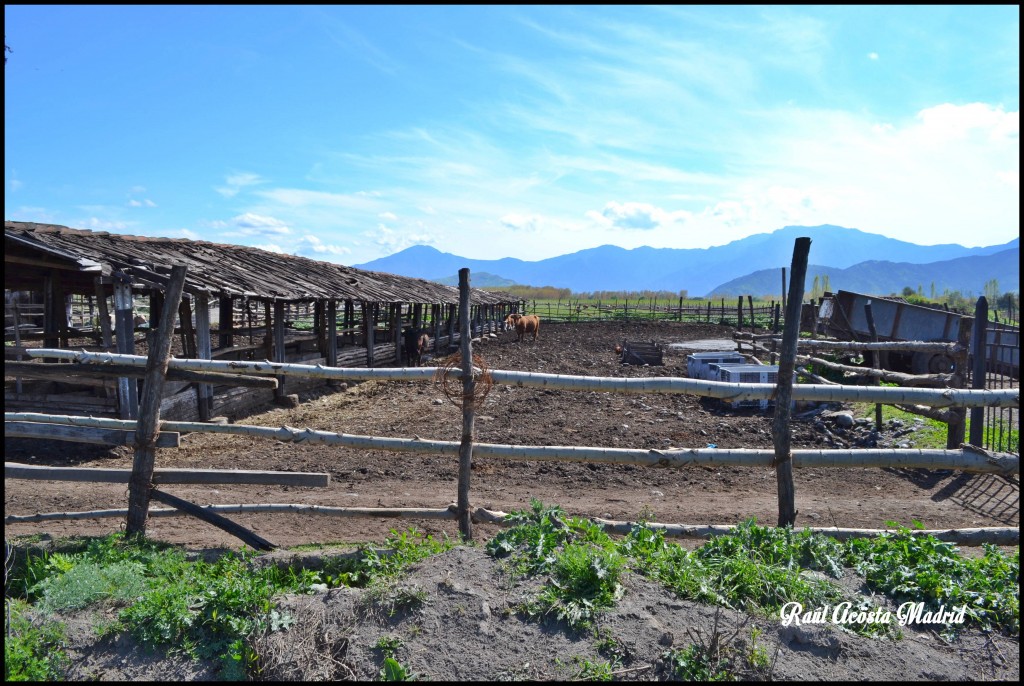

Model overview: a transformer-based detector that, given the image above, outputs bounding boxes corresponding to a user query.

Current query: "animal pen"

[5,242,1020,550]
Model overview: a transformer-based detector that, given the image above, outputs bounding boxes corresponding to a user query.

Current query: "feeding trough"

[620,340,663,366]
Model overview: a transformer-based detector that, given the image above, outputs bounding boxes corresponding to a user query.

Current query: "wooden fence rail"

[6,413,1019,476]
[21,349,1020,408]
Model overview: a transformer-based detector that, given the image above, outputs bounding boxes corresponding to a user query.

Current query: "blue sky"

[4,5,1019,266]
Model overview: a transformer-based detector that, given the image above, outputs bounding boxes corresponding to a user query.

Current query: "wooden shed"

[5,221,518,422]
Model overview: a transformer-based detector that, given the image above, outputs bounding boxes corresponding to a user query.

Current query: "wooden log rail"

[4,461,330,486]
[21,349,1020,409]
[7,504,1016,546]
[7,414,1019,476]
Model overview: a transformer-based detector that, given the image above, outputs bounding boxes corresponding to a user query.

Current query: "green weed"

[844,522,1019,636]
[4,599,69,681]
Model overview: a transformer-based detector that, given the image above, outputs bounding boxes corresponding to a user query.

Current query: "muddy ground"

[5,319,1020,681]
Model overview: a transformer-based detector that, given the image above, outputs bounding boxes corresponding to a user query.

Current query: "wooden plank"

[4,461,327,486]
[150,488,276,551]
[5,423,179,447]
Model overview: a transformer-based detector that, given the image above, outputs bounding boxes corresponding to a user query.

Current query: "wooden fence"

[5,266,1021,549]
[521,296,779,330]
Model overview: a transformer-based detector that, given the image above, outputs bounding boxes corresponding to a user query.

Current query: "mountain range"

[354,225,1019,297]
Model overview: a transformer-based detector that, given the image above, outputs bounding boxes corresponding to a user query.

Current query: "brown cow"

[514,314,540,343]
[503,313,522,331]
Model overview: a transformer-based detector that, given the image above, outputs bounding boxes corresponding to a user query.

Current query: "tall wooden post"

[326,300,338,368]
[195,294,213,421]
[457,269,475,542]
[126,265,188,536]
[273,300,286,399]
[113,276,139,419]
[969,297,989,447]
[946,321,972,448]
[94,277,113,349]
[218,296,234,348]
[747,295,755,332]
[781,268,787,311]
[864,301,883,433]
[772,237,810,528]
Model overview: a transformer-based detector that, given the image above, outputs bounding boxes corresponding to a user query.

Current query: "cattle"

[504,313,522,331]
[514,314,540,343]
[403,327,430,367]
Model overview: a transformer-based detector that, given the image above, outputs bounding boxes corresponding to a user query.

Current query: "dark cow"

[514,314,540,343]
[403,327,430,367]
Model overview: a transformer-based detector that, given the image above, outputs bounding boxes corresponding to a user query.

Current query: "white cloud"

[302,233,352,256]
[215,172,265,198]
[587,201,692,231]
[179,228,199,240]
[228,213,292,237]
[254,243,285,254]
[378,211,398,221]
[127,198,157,208]
[500,213,542,232]
[867,52,879,60]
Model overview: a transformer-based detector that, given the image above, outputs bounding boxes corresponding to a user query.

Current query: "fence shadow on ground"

[931,472,1020,525]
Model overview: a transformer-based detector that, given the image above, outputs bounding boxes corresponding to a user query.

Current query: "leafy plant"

[844,523,1019,636]
[5,599,69,681]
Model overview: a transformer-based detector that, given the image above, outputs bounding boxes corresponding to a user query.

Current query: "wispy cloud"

[215,172,265,198]
[225,212,292,237]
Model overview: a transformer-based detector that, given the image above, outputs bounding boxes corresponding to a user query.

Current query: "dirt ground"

[5,319,1020,681]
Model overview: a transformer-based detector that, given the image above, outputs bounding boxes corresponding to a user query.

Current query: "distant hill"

[353,226,1018,297]
[706,247,1020,297]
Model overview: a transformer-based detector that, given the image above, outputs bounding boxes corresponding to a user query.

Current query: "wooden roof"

[5,221,513,305]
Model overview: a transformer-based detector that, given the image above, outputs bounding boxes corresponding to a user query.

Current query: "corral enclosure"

[5,318,1018,549]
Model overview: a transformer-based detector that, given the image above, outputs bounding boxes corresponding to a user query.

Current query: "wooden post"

[447,303,456,353]
[772,237,810,528]
[113,277,139,419]
[263,300,273,361]
[747,295,755,332]
[326,300,338,368]
[363,301,376,367]
[457,268,475,542]
[273,300,286,399]
[432,303,441,355]
[344,299,354,346]
[737,296,744,329]
[178,298,198,359]
[94,278,113,349]
[781,267,787,312]
[864,301,883,433]
[125,265,188,537]
[218,296,234,348]
[946,321,972,448]
[195,294,213,421]
[773,302,781,334]
[314,300,327,358]
[392,303,402,365]
[969,297,988,447]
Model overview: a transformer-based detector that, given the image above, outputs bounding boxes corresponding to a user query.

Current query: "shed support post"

[114,277,138,419]
[273,300,286,399]
[195,294,213,421]
[218,296,234,348]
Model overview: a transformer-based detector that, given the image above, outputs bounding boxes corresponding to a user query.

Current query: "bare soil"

[5,320,1020,681]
